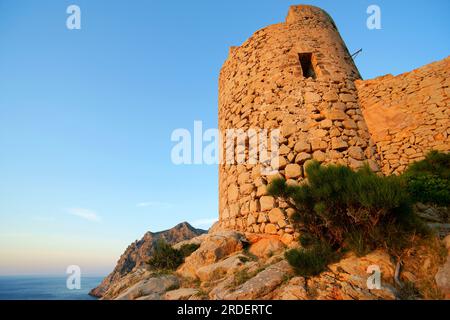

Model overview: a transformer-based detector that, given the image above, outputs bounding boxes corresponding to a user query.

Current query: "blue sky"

[0,0,449,276]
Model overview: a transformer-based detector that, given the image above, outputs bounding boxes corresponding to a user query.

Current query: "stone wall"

[356,57,450,175]
[218,5,380,242]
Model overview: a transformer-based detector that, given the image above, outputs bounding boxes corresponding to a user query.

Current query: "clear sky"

[0,0,449,276]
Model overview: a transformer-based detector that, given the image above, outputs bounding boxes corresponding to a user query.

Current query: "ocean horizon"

[0,276,104,300]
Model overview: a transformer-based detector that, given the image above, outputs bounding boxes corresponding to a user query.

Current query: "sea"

[0,276,104,300]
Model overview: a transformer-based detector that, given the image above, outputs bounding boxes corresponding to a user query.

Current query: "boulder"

[164,288,199,300]
[177,231,247,279]
[208,275,237,300]
[274,277,308,300]
[196,254,248,282]
[307,251,397,300]
[272,251,397,300]
[248,236,286,258]
[135,293,162,300]
[114,275,179,300]
[223,260,294,299]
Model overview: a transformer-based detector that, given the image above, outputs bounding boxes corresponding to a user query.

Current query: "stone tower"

[218,5,380,243]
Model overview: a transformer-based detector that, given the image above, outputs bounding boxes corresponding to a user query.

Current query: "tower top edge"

[286,5,336,27]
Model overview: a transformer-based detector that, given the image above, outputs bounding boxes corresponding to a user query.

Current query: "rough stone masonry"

[217,5,450,243]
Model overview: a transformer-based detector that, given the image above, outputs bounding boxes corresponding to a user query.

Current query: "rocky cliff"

[89,222,206,298]
[96,223,450,300]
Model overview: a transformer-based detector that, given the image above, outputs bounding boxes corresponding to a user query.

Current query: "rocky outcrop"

[164,288,200,300]
[222,260,295,300]
[414,203,450,238]
[97,227,450,300]
[89,222,206,298]
[247,234,287,258]
[286,251,397,300]
[207,250,397,300]
[207,234,449,300]
[115,275,179,300]
[176,230,247,280]
[196,254,249,282]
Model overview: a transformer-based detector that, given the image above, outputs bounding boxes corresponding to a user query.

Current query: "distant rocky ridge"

[89,222,206,298]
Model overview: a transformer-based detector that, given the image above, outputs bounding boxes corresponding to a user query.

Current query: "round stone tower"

[218,5,380,244]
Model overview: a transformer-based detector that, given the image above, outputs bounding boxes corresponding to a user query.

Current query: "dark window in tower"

[299,53,316,79]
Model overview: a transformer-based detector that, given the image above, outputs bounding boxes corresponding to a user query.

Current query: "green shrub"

[285,240,339,277]
[194,289,209,300]
[232,269,253,287]
[397,282,422,300]
[404,151,450,178]
[147,239,184,270]
[147,240,200,271]
[166,283,180,291]
[402,151,450,206]
[178,243,200,258]
[228,267,265,290]
[268,161,428,258]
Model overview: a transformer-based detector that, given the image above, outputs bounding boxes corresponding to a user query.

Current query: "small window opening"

[299,53,316,79]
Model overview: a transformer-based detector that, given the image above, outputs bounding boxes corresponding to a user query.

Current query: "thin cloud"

[136,201,173,209]
[191,218,218,228]
[32,216,55,222]
[67,208,101,222]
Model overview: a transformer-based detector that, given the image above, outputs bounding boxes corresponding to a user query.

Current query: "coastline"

[0,276,104,300]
